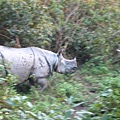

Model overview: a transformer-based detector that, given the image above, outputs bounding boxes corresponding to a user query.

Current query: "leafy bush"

[0,0,120,119]
[88,71,120,119]
[1,0,120,65]
[1,63,120,119]
[0,0,55,48]
[0,65,53,119]
[49,0,120,63]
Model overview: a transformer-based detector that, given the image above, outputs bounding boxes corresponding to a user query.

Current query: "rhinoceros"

[0,46,77,92]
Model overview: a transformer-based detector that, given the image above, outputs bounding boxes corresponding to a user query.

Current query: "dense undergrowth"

[0,62,120,120]
[0,0,120,119]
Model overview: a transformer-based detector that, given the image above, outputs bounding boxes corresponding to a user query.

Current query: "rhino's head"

[56,50,77,74]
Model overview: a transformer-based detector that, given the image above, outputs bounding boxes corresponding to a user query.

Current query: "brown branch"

[16,35,21,48]
[55,28,64,51]
[65,2,81,23]
[56,1,82,51]
[60,17,85,50]
[112,59,120,64]
[0,33,22,48]
[63,41,69,51]
[0,33,13,41]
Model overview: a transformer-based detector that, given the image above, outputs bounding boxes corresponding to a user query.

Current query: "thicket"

[0,0,120,119]
[0,0,120,63]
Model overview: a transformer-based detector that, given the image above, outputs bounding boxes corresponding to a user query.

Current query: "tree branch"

[112,58,120,64]
[60,17,85,50]
[16,35,21,48]
[0,33,13,41]
[65,2,81,23]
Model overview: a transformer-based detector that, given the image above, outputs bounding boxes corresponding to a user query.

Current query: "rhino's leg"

[28,77,48,92]
[28,77,35,86]
[37,78,51,93]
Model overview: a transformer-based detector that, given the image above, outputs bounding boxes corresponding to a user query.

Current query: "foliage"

[0,66,52,119]
[0,0,55,48]
[0,0,120,64]
[89,75,120,119]
[49,0,120,63]
[27,74,92,120]
[0,61,120,119]
[0,71,93,119]
[52,0,118,64]
[0,0,120,119]
[81,63,120,119]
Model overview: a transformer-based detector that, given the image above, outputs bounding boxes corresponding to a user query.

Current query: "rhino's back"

[0,46,34,82]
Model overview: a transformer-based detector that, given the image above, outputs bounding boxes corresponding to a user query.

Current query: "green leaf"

[73,102,86,108]
[101,114,109,120]
[64,110,74,119]
[5,99,18,106]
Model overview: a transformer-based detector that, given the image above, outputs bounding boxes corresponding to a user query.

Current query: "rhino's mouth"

[65,67,77,74]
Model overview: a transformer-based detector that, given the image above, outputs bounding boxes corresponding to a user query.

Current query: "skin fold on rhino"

[0,46,77,92]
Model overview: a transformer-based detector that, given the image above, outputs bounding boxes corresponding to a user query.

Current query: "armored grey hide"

[0,46,77,90]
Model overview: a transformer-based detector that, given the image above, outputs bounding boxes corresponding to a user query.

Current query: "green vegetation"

[0,63,120,119]
[0,0,120,119]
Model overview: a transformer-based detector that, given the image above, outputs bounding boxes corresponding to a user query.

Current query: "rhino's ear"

[57,49,64,57]
[117,49,120,52]
[74,57,76,61]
